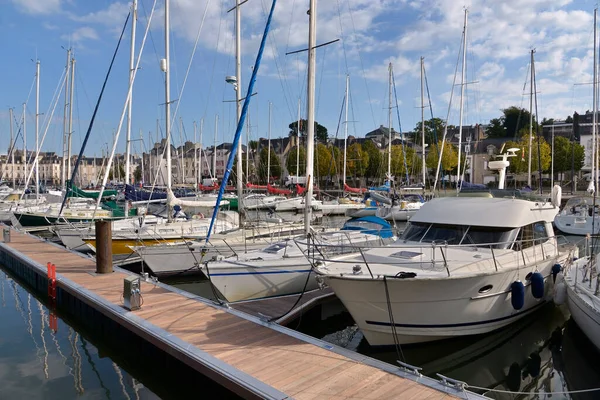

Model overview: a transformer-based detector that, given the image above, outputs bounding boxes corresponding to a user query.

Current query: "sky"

[0,0,599,157]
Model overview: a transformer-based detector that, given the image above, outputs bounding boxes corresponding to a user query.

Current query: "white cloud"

[61,26,99,46]
[10,0,61,15]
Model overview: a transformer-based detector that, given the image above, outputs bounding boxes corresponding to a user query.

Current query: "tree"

[565,115,573,123]
[502,106,537,138]
[314,143,336,179]
[133,165,142,183]
[505,134,551,174]
[485,118,506,137]
[361,140,382,179]
[541,118,555,126]
[257,147,282,183]
[553,136,585,179]
[286,146,306,176]
[390,145,415,180]
[425,141,458,173]
[288,119,328,142]
[346,142,369,178]
[412,118,448,143]
[108,162,125,181]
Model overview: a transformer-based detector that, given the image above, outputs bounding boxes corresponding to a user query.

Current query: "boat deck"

[0,227,476,399]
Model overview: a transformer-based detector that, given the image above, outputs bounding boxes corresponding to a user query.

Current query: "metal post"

[387,63,392,186]
[9,108,15,188]
[23,102,27,190]
[61,48,71,190]
[421,56,426,186]
[68,58,76,180]
[528,49,535,188]
[343,74,349,188]
[35,60,40,201]
[304,0,317,236]
[551,125,555,188]
[267,101,271,184]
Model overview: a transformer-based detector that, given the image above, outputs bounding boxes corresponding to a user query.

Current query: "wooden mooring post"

[95,220,112,274]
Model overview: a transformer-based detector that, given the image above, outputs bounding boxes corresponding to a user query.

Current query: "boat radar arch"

[488,148,519,189]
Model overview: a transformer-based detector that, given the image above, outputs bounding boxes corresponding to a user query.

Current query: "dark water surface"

[0,268,241,400]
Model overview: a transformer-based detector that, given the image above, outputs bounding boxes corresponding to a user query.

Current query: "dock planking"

[0,228,472,399]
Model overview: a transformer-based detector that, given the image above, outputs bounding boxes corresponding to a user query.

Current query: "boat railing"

[296,235,568,278]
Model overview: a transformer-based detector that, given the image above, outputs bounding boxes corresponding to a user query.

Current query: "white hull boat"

[554,197,600,235]
[315,193,574,346]
[560,256,600,351]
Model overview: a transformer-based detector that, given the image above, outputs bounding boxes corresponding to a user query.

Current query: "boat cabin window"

[515,221,548,250]
[262,242,289,254]
[401,222,518,249]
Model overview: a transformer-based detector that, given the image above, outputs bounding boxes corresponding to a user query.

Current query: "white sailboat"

[314,145,575,345]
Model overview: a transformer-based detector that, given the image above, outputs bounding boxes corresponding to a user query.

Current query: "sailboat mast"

[296,98,300,179]
[126,0,137,186]
[67,58,76,179]
[245,112,249,183]
[180,117,185,183]
[343,74,349,188]
[61,48,71,190]
[267,101,271,184]
[35,60,40,200]
[199,118,203,187]
[213,114,218,177]
[23,102,27,189]
[456,9,467,193]
[235,0,244,226]
[421,56,426,186]
[387,63,392,186]
[140,129,144,185]
[304,0,317,236]
[9,108,15,188]
[164,0,172,221]
[593,9,598,193]
[194,121,198,189]
[528,49,535,188]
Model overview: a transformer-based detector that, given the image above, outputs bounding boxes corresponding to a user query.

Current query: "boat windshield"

[401,222,518,249]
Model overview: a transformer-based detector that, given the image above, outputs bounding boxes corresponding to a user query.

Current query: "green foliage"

[133,165,142,183]
[541,118,555,126]
[504,134,551,174]
[412,118,449,143]
[565,115,573,123]
[485,118,506,137]
[346,142,369,177]
[501,106,537,138]
[108,162,125,181]
[257,147,282,182]
[249,140,259,150]
[553,136,585,174]
[288,119,328,142]
[361,140,382,178]
[425,141,458,172]
[286,146,306,176]
[390,145,414,178]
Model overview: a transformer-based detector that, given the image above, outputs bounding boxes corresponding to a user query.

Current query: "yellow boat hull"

[84,238,183,255]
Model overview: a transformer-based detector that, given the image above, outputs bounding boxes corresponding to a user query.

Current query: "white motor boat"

[200,216,395,302]
[313,191,576,346]
[375,195,425,222]
[274,196,322,212]
[557,253,600,351]
[554,196,600,235]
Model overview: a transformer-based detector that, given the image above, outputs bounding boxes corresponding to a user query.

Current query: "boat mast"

[343,74,349,189]
[245,112,249,183]
[234,0,244,226]
[140,129,144,186]
[23,102,27,190]
[126,0,137,187]
[35,60,40,200]
[456,9,467,193]
[194,121,198,189]
[387,62,392,187]
[304,0,317,236]
[213,114,218,178]
[9,108,15,188]
[421,56,426,186]
[180,117,185,183]
[61,48,71,190]
[593,8,598,194]
[296,98,301,179]
[528,49,535,188]
[67,57,76,180]
[267,101,271,184]
[199,118,203,186]
[163,0,172,221]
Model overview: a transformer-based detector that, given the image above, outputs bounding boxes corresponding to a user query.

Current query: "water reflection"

[0,269,157,399]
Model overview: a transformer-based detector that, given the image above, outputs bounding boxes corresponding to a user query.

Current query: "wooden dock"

[0,226,484,399]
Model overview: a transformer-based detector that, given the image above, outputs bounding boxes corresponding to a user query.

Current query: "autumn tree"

[390,145,414,180]
[361,140,382,178]
[346,142,369,178]
[425,141,459,173]
[504,134,551,174]
[257,147,282,183]
[552,136,585,181]
[314,143,342,180]
[286,146,306,176]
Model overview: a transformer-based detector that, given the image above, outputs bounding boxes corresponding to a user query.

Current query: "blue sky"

[1,0,598,156]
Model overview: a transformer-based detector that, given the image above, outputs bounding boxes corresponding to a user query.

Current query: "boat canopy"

[410,197,558,227]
